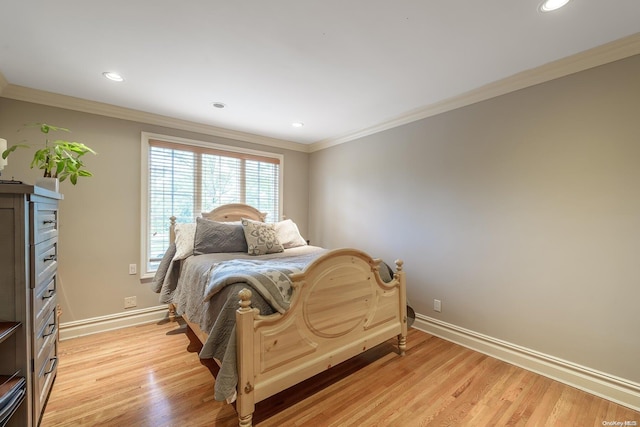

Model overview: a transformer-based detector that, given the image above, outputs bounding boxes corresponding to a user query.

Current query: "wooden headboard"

[169,203,267,244]
[202,203,267,222]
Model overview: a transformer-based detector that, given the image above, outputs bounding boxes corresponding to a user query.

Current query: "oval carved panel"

[303,265,374,338]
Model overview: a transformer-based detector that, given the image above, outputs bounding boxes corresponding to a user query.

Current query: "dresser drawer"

[34,336,57,421]
[34,309,57,362]
[31,237,58,289]
[31,202,59,245]
[34,278,56,336]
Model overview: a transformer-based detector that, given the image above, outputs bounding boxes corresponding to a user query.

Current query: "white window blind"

[144,138,281,273]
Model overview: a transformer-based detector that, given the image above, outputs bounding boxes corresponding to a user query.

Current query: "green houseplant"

[1,123,96,186]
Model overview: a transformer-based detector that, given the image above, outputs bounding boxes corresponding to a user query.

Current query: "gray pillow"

[194,217,248,255]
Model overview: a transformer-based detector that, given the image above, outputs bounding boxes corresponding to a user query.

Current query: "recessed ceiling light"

[102,71,124,82]
[539,0,571,12]
[211,102,226,109]
[291,122,304,128]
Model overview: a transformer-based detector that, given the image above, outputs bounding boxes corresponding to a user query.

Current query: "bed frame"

[168,203,407,426]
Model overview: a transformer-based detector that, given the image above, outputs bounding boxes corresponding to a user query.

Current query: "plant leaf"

[2,144,29,159]
[17,124,95,185]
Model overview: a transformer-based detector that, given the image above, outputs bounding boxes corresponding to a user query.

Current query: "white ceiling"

[1,1,639,147]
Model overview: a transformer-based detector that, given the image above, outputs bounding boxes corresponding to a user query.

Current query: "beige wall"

[1,54,638,388]
[0,99,309,322]
[309,55,640,383]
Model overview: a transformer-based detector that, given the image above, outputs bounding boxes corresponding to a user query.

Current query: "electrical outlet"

[124,296,137,309]
[434,299,442,313]
[129,264,137,275]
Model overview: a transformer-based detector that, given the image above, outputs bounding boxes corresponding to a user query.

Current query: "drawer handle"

[42,289,56,300]
[44,357,58,375]
[43,322,56,338]
[43,219,57,225]
[44,254,57,262]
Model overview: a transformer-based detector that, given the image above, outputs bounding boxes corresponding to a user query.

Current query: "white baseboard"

[59,305,170,341]
[413,314,640,412]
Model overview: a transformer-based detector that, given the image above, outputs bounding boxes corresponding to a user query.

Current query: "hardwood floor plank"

[41,322,639,426]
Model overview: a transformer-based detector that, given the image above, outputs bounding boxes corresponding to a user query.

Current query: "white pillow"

[173,222,197,260]
[275,219,307,249]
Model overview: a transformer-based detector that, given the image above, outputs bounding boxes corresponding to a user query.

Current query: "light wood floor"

[41,321,639,427]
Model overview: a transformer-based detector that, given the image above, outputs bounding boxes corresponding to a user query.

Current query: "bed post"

[236,288,256,427]
[168,303,177,322]
[167,215,177,321]
[169,215,177,243]
[395,259,408,356]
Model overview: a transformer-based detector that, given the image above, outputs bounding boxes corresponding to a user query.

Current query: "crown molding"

[309,32,640,153]
[3,32,638,154]
[0,84,310,153]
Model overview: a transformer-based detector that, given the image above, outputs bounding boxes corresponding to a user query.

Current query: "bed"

[151,203,407,426]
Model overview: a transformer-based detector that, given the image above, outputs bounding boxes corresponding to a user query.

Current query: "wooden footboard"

[235,248,407,427]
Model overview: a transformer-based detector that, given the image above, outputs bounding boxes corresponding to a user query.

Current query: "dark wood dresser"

[0,184,62,426]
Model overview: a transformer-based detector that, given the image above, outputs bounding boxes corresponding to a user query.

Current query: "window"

[141,133,283,277]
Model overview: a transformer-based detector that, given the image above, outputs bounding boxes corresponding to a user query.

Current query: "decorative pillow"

[194,217,247,255]
[173,222,197,260]
[275,219,307,249]
[241,218,284,255]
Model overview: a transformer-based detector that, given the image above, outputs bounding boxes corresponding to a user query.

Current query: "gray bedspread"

[204,251,325,314]
[151,245,327,402]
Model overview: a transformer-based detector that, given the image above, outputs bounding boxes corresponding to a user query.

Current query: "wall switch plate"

[434,299,442,312]
[129,264,137,275]
[124,296,137,309]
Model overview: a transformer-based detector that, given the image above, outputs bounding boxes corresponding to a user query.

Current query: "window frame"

[140,132,284,278]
